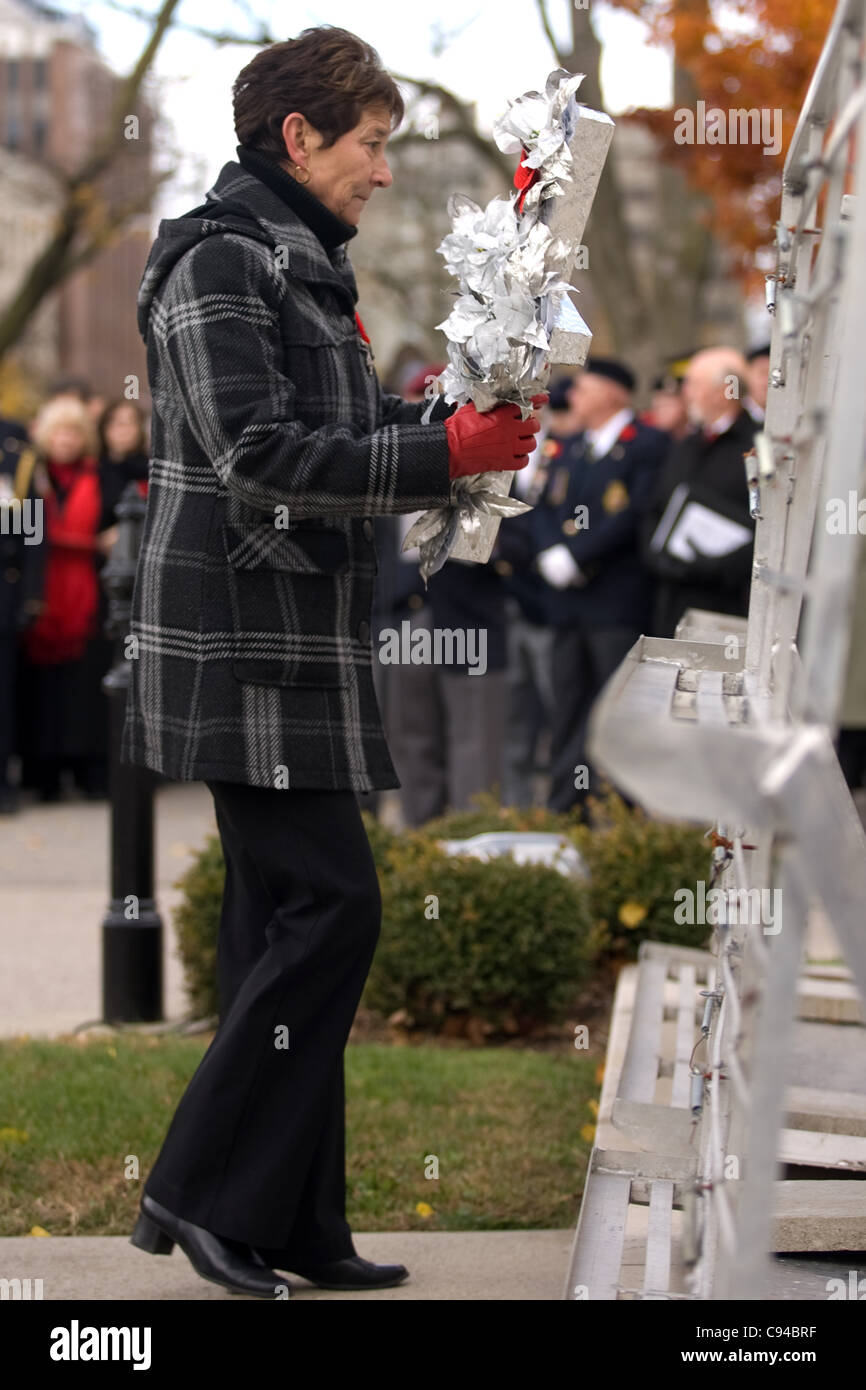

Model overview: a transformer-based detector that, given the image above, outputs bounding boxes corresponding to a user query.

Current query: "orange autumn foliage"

[605,0,836,285]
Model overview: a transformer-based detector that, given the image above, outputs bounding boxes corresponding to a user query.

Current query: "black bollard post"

[100,479,164,1022]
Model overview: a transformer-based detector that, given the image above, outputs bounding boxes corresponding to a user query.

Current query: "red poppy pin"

[620,423,638,443]
[514,147,540,215]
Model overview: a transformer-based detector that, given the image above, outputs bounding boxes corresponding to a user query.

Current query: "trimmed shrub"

[169,788,712,1026]
[413,793,577,841]
[172,832,224,1019]
[570,789,712,956]
[363,826,603,1033]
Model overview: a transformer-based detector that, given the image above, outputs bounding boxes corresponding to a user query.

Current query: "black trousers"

[547,623,640,813]
[143,780,381,1264]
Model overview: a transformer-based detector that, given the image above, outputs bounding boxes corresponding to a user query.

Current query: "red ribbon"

[355,311,371,344]
[514,147,540,215]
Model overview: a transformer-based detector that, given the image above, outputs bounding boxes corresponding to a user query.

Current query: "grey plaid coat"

[120,159,452,791]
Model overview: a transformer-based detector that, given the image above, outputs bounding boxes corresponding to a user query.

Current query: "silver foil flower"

[411,68,603,583]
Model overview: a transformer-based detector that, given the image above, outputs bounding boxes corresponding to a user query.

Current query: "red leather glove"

[445,402,542,479]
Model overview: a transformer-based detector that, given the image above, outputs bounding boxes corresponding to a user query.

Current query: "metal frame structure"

[570,0,866,1300]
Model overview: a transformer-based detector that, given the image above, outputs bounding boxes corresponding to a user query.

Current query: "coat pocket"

[222,522,350,688]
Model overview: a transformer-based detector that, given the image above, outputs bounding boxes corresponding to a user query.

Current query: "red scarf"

[22,455,103,665]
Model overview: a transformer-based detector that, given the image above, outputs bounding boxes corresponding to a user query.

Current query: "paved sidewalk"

[0,783,217,1037]
[0,1230,573,1300]
[0,1231,854,1300]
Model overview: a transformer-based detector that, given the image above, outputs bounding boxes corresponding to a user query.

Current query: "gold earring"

[294,164,311,185]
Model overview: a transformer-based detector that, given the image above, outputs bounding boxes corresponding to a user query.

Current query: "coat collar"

[203,160,359,307]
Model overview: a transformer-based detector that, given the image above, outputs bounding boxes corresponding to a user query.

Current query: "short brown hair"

[233,26,404,157]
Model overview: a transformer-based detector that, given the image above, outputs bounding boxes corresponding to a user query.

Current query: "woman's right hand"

[445,401,541,479]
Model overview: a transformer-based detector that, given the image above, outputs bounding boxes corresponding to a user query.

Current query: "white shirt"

[537,408,635,590]
[703,407,740,438]
[585,408,634,464]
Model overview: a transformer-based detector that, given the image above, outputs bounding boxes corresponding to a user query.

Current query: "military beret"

[582,357,636,393]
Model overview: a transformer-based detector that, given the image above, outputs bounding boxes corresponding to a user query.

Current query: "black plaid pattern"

[120,161,452,791]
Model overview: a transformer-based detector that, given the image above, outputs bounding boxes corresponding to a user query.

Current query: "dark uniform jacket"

[494,433,570,627]
[373,514,506,674]
[641,408,757,637]
[120,151,453,792]
[498,418,668,630]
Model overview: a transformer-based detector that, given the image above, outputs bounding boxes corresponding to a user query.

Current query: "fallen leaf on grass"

[0,1127,29,1145]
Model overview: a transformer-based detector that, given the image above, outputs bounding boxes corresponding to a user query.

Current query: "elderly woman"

[123,26,539,1298]
[17,397,114,801]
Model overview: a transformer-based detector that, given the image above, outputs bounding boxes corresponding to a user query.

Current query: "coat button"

[362,518,374,542]
[357,619,371,642]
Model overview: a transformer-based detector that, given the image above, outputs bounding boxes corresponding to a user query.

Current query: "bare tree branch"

[72,0,181,189]
[55,171,176,281]
[0,0,181,361]
[535,0,565,64]
[391,73,514,184]
[101,0,274,47]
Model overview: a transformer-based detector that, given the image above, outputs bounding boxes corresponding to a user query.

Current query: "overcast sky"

[80,0,672,217]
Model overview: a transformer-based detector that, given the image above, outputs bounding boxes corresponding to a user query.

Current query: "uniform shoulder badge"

[601,479,630,514]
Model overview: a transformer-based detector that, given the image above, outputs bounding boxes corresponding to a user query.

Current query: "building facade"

[0,0,153,405]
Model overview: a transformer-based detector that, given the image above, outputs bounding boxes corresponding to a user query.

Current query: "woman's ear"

[281,112,310,168]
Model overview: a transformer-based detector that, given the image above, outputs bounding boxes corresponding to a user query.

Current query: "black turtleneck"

[236,145,358,251]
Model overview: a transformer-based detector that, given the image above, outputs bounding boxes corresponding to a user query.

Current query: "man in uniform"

[493,376,580,806]
[529,359,668,812]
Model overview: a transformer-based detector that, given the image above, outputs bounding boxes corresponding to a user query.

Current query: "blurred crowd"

[368,344,771,825]
[0,382,148,813]
[9,340,862,826]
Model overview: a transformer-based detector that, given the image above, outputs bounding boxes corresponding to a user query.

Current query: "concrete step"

[772,1181,866,1252]
[797,976,863,1025]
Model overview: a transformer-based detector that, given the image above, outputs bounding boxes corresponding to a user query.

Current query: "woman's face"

[284,105,394,226]
[104,405,142,458]
[48,423,87,463]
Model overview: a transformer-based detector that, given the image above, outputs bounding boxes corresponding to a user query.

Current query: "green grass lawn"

[0,1035,600,1238]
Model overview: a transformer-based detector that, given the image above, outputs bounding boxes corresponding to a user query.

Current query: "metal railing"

[585,0,866,1300]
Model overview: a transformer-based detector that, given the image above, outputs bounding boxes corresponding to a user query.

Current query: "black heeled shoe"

[283,1254,409,1290]
[130,1193,289,1298]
